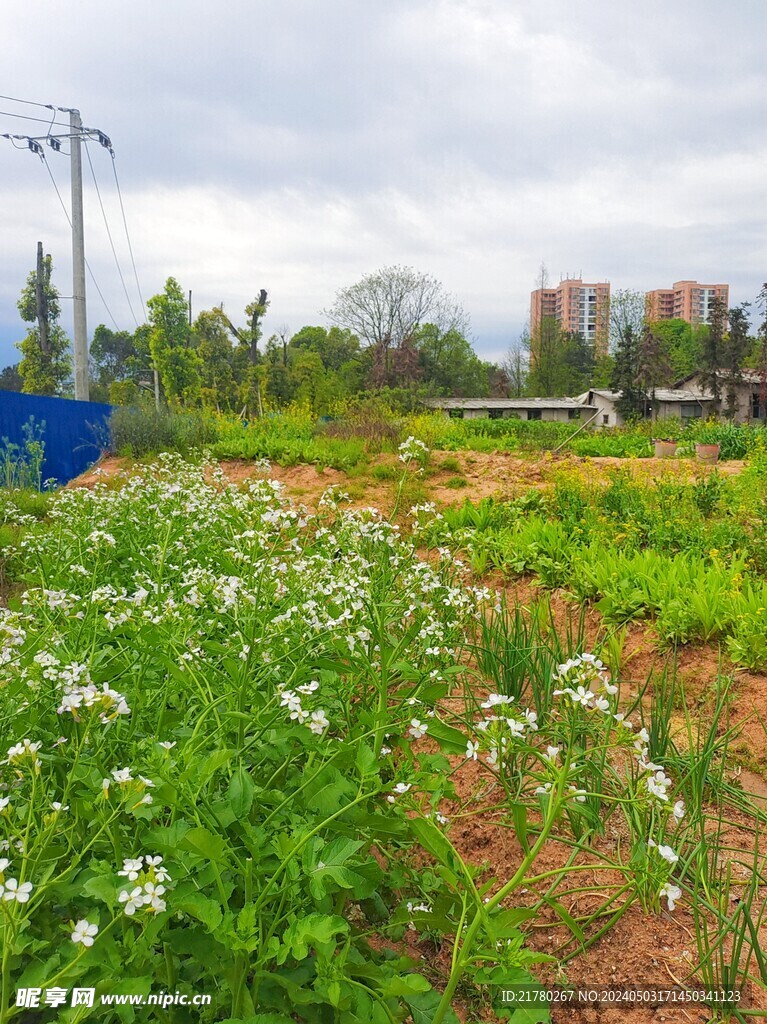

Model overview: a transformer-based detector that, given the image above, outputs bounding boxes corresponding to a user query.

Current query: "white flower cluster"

[553,654,617,712]
[398,436,429,464]
[277,683,330,735]
[465,693,538,767]
[117,855,171,916]
[57,679,131,723]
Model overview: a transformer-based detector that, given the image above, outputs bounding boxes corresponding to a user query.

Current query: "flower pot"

[653,439,678,458]
[695,442,720,465]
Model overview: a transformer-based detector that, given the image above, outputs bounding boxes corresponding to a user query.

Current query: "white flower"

[408,719,428,740]
[388,782,412,800]
[658,844,678,865]
[0,797,9,812]
[660,882,682,912]
[0,858,9,873]
[1,878,33,903]
[308,710,330,735]
[673,800,686,821]
[544,746,560,762]
[158,741,176,751]
[51,802,69,813]
[480,694,513,710]
[111,767,133,784]
[71,920,98,946]
[118,886,146,915]
[118,858,144,881]
[465,740,479,761]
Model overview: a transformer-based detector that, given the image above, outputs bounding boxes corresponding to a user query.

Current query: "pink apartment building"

[645,281,729,325]
[530,278,610,355]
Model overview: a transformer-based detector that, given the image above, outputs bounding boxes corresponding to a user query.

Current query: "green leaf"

[405,988,461,1024]
[180,826,227,863]
[227,766,255,817]
[423,719,468,754]
[543,898,585,944]
[175,892,223,932]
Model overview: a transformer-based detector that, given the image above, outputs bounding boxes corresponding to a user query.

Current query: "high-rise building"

[530,277,610,354]
[645,281,729,325]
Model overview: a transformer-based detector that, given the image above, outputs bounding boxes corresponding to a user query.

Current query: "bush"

[110,407,217,457]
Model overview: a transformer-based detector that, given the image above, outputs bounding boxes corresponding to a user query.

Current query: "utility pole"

[69,108,89,401]
[35,241,49,354]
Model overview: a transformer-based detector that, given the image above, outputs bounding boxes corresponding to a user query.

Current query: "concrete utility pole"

[69,108,89,401]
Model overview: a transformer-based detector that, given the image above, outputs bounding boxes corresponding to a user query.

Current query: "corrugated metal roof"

[589,388,715,403]
[425,397,593,410]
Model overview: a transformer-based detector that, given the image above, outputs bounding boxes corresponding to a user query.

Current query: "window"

[681,405,703,420]
[527,409,542,420]
[602,414,609,425]
[488,408,504,419]
[448,408,464,419]
[753,393,763,419]
[568,409,581,420]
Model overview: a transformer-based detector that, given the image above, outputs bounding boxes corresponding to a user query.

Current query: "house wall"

[589,392,623,427]
[680,374,759,424]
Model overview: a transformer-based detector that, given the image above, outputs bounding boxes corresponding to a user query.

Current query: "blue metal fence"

[0,391,111,486]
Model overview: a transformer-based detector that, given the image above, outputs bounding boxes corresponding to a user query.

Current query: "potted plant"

[694,424,721,465]
[652,418,682,458]
[652,438,678,458]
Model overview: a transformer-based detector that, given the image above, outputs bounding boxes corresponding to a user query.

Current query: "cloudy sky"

[1,0,766,369]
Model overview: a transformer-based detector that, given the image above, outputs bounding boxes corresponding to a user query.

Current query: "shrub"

[110,406,216,457]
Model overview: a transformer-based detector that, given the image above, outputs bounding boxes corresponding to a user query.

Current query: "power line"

[0,92,56,109]
[39,151,120,330]
[0,108,71,128]
[110,149,146,319]
[83,139,139,328]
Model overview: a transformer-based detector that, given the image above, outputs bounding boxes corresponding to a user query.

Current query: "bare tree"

[501,330,529,397]
[609,289,646,354]
[324,266,468,355]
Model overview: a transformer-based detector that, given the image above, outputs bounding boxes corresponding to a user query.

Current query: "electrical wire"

[109,149,146,319]
[0,92,55,108]
[83,139,139,328]
[39,152,120,330]
[0,108,71,127]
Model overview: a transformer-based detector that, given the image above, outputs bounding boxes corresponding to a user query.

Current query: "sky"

[1,0,766,370]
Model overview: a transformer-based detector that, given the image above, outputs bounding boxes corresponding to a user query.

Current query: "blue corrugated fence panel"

[0,391,111,485]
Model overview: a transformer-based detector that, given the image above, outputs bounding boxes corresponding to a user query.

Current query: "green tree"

[414,323,490,395]
[0,364,23,392]
[721,303,751,419]
[699,296,727,402]
[193,308,237,410]
[147,278,201,405]
[16,256,72,396]
[610,324,645,418]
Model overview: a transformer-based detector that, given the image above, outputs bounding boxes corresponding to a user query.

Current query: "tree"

[501,333,529,398]
[699,296,727,402]
[609,289,646,354]
[16,255,72,396]
[648,319,701,379]
[325,266,467,386]
[527,319,593,397]
[610,324,645,418]
[193,309,237,411]
[0,364,23,392]
[721,303,751,419]
[414,323,490,395]
[636,324,674,406]
[147,277,201,405]
[755,284,767,417]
